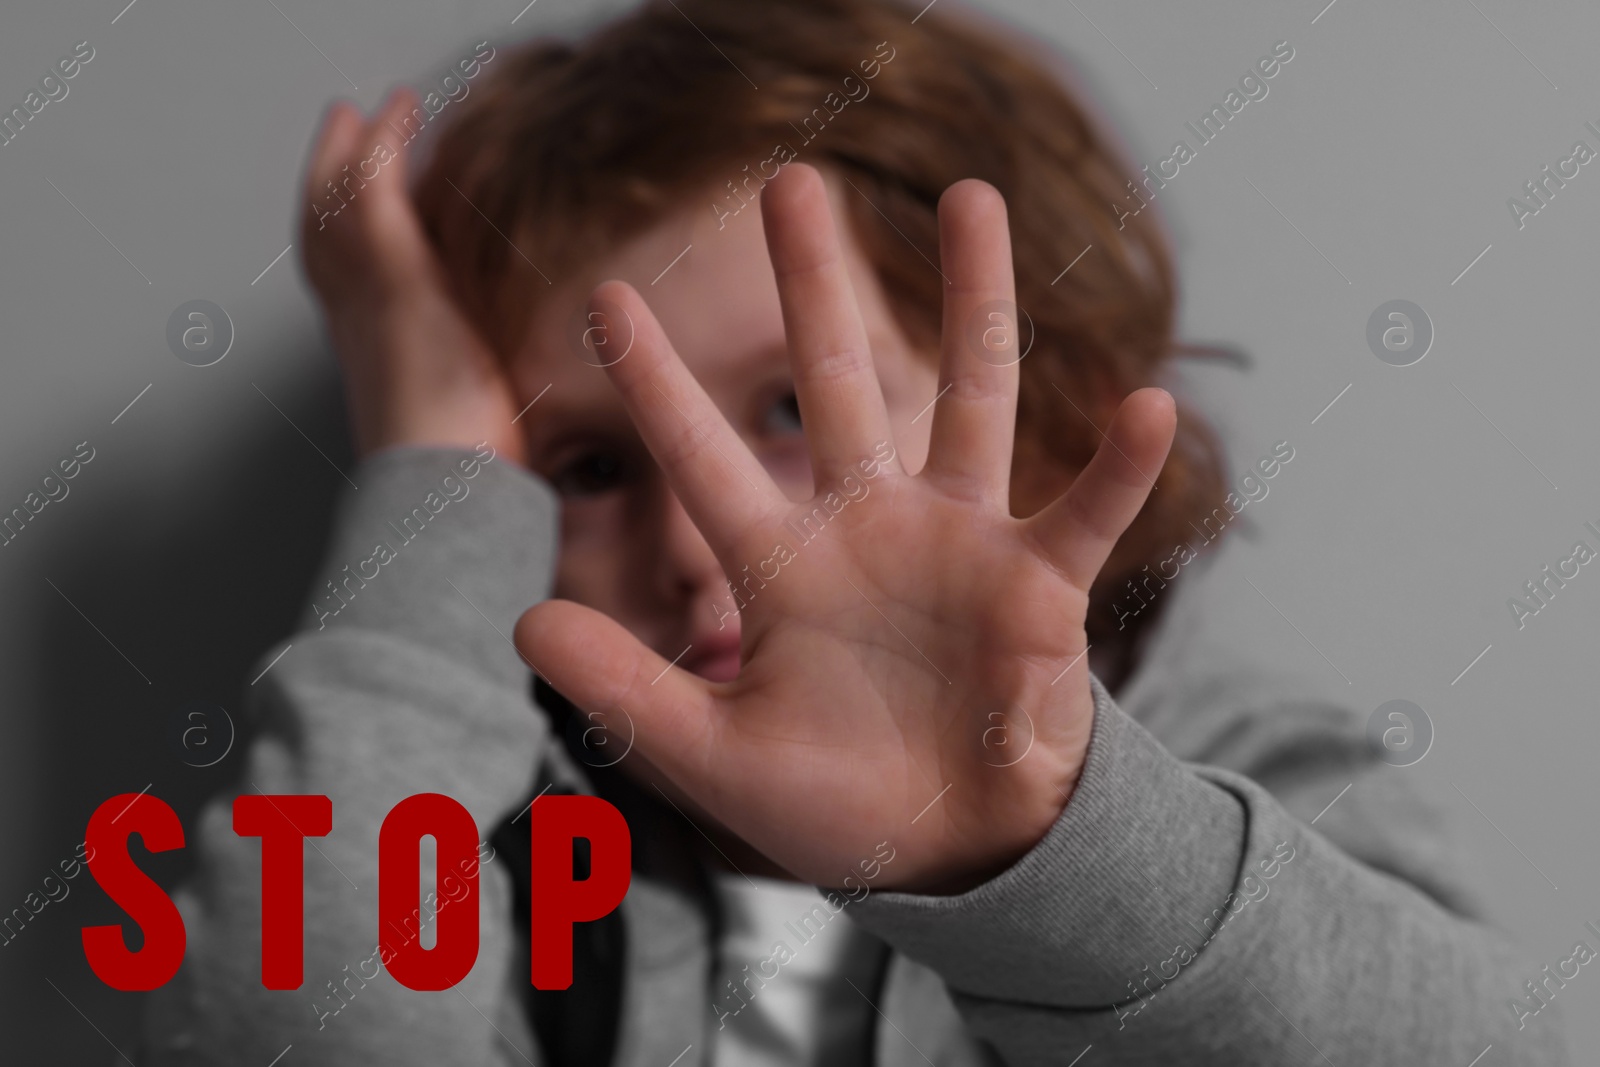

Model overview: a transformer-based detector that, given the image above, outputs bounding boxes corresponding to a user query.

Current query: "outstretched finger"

[516,599,722,785]
[354,89,432,255]
[302,99,364,215]
[368,87,421,186]
[590,280,787,563]
[1023,388,1177,589]
[923,179,1020,502]
[762,165,897,484]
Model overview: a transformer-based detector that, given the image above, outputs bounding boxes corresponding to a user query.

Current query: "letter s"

[82,793,186,990]
[74,41,96,63]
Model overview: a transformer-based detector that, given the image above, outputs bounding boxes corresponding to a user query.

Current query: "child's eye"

[761,390,803,437]
[551,450,631,497]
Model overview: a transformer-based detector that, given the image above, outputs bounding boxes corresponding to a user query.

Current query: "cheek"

[552,499,632,605]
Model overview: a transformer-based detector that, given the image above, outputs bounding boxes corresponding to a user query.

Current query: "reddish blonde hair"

[414,0,1231,682]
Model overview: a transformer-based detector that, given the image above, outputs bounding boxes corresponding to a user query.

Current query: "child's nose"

[652,488,725,603]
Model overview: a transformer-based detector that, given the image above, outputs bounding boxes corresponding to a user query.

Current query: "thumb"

[515,600,719,782]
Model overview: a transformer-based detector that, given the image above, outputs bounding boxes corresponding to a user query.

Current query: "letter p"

[529,795,631,989]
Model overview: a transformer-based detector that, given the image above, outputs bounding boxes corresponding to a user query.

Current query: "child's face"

[510,167,941,682]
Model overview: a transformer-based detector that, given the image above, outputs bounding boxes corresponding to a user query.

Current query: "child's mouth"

[682,632,742,682]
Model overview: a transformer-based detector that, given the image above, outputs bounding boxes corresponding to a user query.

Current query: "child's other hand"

[515,165,1175,894]
[299,89,525,463]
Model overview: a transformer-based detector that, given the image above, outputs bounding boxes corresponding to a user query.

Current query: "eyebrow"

[519,382,637,447]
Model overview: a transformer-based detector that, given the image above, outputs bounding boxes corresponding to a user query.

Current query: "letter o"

[378,794,480,990]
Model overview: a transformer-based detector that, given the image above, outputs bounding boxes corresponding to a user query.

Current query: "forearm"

[851,678,1571,1065]
[143,446,560,1066]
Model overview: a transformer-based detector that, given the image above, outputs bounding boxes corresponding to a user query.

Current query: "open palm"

[515,164,1175,894]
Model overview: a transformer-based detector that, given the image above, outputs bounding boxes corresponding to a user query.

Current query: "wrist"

[892,678,1093,896]
[325,334,527,464]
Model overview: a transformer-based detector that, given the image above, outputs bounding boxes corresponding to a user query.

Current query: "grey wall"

[0,0,1593,1059]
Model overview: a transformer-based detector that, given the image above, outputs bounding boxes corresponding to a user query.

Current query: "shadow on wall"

[9,335,348,1061]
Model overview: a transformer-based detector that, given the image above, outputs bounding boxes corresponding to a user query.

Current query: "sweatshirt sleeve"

[142,444,562,1067]
[848,674,1572,1066]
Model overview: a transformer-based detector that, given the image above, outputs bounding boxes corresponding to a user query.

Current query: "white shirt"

[708,872,882,1066]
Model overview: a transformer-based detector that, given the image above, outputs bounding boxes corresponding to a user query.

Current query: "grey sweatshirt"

[141,444,1572,1066]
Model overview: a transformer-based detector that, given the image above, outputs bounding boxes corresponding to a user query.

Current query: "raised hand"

[515,164,1175,894]
[299,88,525,463]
